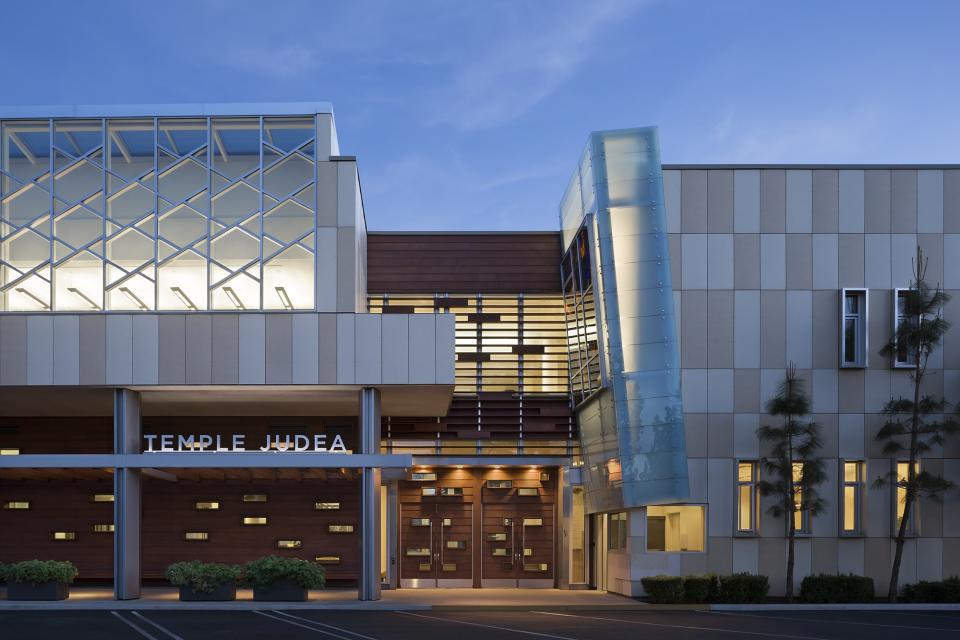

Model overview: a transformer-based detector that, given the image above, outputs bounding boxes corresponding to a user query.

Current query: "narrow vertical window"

[839,289,868,368]
[841,461,863,535]
[736,461,758,534]
[608,511,627,550]
[792,463,811,534]
[893,289,916,368]
[896,461,919,534]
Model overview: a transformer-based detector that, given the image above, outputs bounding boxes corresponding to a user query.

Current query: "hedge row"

[901,577,960,603]
[799,574,874,603]
[640,573,769,604]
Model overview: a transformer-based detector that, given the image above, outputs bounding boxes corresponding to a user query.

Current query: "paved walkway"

[0,586,646,611]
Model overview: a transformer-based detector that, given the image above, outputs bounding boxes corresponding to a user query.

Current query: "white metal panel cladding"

[562,128,690,513]
[0,312,455,386]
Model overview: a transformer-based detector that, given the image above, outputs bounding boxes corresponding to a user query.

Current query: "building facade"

[0,104,958,599]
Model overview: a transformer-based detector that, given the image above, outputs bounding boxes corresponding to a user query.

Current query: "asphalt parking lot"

[3,609,960,640]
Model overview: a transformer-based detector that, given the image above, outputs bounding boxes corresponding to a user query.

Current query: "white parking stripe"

[253,610,354,639]
[396,611,581,640]
[129,611,186,640]
[272,610,381,640]
[709,610,960,632]
[110,611,163,640]
[532,611,831,640]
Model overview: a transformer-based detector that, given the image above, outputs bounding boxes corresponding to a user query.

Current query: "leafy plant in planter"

[639,575,683,604]
[243,556,325,602]
[5,560,78,601]
[165,561,242,601]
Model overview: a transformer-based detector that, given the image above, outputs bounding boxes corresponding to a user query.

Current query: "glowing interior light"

[67,287,101,310]
[275,286,293,310]
[15,288,49,310]
[223,286,245,310]
[171,286,197,311]
[119,286,148,310]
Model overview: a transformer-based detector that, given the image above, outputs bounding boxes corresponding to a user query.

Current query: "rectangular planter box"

[179,582,237,602]
[253,579,308,602]
[7,581,70,601]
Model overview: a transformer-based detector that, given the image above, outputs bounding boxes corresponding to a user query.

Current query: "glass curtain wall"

[0,117,317,311]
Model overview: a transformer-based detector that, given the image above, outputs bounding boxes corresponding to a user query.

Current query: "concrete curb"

[0,601,433,611]
[710,603,960,611]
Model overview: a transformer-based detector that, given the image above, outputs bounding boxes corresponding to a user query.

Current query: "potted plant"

[5,560,78,601]
[244,556,325,601]
[165,561,242,601]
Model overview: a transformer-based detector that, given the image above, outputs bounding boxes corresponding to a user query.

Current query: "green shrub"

[800,574,874,603]
[901,577,960,603]
[0,562,7,583]
[243,556,325,590]
[682,574,720,603]
[718,573,769,603]
[5,560,78,585]
[640,575,683,603]
[165,561,242,594]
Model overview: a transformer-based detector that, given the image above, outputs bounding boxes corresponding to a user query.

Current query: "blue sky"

[1,0,956,231]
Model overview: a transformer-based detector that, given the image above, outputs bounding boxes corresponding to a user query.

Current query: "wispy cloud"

[425,0,641,130]
[223,44,320,77]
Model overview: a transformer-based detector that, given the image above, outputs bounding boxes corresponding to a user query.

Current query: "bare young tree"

[876,245,957,601]
[757,362,827,603]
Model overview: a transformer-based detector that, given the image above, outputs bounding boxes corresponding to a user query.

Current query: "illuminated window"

[608,512,627,550]
[518,488,539,497]
[93,524,115,533]
[315,555,340,565]
[277,540,302,549]
[737,461,758,534]
[184,532,209,541]
[314,502,340,510]
[0,448,19,455]
[647,505,705,552]
[841,461,864,535]
[243,516,268,526]
[3,501,30,510]
[792,463,811,534]
[52,532,77,541]
[92,494,114,503]
[410,472,437,481]
[438,487,463,496]
[242,494,268,503]
[328,524,354,533]
[486,480,512,489]
[896,461,919,534]
[840,289,868,368]
[894,289,918,368]
[195,501,220,510]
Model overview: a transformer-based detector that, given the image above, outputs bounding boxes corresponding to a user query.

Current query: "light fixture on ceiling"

[14,288,49,310]
[275,286,293,310]
[170,286,197,311]
[223,286,245,310]
[119,287,148,310]
[67,287,101,311]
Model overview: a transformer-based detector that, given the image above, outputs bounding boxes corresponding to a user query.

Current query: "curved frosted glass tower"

[560,127,689,513]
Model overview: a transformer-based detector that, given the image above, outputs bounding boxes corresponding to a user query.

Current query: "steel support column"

[358,387,382,601]
[113,389,142,600]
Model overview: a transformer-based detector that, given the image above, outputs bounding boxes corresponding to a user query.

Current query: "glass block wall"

[0,116,318,311]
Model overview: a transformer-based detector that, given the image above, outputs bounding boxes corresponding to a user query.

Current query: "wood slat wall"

[367,233,563,294]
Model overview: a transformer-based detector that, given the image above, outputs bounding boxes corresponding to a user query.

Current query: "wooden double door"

[399,502,473,588]
[480,503,555,588]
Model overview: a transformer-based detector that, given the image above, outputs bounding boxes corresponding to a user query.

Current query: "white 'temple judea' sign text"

[143,433,348,453]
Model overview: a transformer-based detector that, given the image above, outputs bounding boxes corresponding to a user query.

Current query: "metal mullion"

[259,116,264,310]
[206,117,212,311]
[152,117,159,311]
[100,119,107,312]
[47,118,54,309]
[311,113,318,312]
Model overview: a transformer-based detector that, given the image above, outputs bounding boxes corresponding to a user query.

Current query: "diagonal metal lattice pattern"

[0,116,318,311]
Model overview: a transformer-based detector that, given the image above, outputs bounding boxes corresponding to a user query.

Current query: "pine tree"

[876,245,957,601]
[757,362,827,603]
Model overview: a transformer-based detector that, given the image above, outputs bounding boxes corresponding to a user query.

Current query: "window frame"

[644,504,708,554]
[735,460,759,536]
[894,460,920,536]
[839,459,864,537]
[839,288,868,368]
[893,288,918,369]
[791,462,813,536]
[607,511,627,551]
